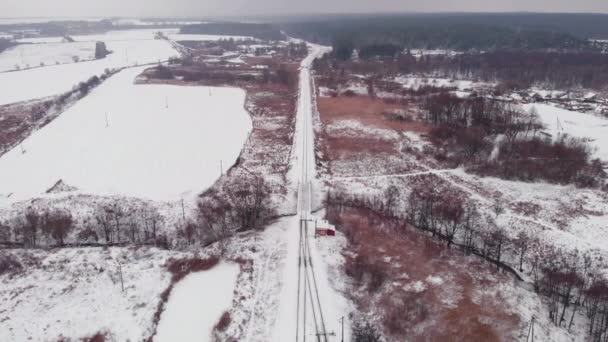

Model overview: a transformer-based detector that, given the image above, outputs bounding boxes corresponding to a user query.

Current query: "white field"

[0,39,178,105]
[524,104,608,161]
[155,264,240,342]
[0,29,265,104]
[0,66,252,202]
[0,247,191,342]
[16,29,180,43]
[0,42,95,72]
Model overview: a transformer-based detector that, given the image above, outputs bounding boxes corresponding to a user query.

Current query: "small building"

[315,219,336,237]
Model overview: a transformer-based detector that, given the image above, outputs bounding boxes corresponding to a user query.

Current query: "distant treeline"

[180,22,284,41]
[426,51,608,90]
[0,20,114,38]
[282,14,598,53]
[0,39,15,54]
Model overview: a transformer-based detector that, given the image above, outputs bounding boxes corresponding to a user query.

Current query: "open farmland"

[0,30,179,105]
[0,42,96,72]
[0,66,252,203]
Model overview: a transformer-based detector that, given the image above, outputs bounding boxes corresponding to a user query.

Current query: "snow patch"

[155,263,240,342]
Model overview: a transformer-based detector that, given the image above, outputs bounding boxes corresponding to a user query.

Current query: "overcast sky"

[2,0,608,19]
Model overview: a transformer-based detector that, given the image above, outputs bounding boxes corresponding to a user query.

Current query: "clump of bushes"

[166,256,220,282]
[214,311,231,332]
[0,253,22,276]
[423,92,605,187]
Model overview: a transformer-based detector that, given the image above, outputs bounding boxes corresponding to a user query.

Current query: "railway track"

[294,45,330,342]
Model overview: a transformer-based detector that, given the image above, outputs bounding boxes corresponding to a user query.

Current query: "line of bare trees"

[0,173,277,251]
[314,49,608,91]
[1,207,74,248]
[179,174,276,251]
[325,189,608,340]
[0,201,168,249]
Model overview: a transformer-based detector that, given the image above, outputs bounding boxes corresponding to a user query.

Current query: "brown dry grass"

[329,206,519,342]
[324,136,397,159]
[317,95,431,133]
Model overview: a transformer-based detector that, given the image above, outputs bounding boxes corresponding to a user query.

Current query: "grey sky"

[2,0,608,19]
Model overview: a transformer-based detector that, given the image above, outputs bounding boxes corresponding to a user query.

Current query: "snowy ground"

[155,263,240,342]
[524,103,608,161]
[0,40,178,105]
[0,28,268,104]
[393,75,495,93]
[0,66,252,203]
[0,42,97,72]
[15,29,180,44]
[0,247,187,341]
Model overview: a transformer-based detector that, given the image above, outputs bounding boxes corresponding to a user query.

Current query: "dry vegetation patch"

[328,206,519,341]
[0,98,54,155]
[317,95,429,133]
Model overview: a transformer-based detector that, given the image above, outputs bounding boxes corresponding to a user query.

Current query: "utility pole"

[526,316,535,342]
[105,112,109,128]
[340,316,344,342]
[180,198,186,225]
[165,96,168,109]
[117,262,124,293]
[220,160,223,176]
[20,143,25,154]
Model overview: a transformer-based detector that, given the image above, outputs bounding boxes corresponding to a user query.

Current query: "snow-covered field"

[155,263,239,342]
[0,66,252,202]
[0,42,96,72]
[0,28,270,104]
[15,29,180,44]
[0,247,181,341]
[524,103,608,161]
[0,39,178,105]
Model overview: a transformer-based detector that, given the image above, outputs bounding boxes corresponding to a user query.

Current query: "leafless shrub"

[43,209,73,247]
[345,254,388,293]
[214,311,231,332]
[383,293,428,335]
[81,332,108,342]
[0,252,22,276]
[166,256,220,283]
[352,321,383,342]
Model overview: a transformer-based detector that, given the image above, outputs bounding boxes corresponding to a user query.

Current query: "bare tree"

[95,205,114,244]
[23,207,43,247]
[108,202,125,242]
[44,209,73,247]
[514,230,530,272]
[384,185,399,216]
